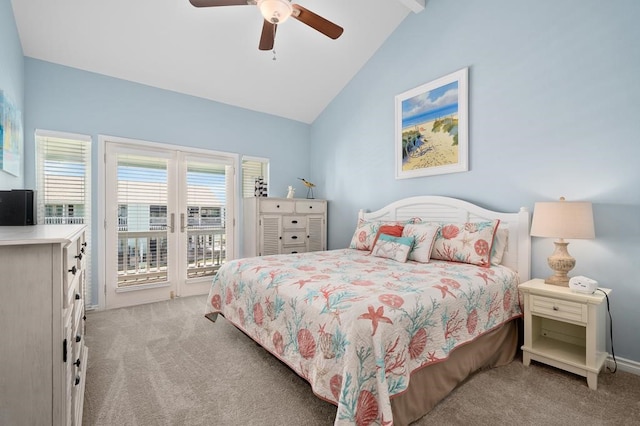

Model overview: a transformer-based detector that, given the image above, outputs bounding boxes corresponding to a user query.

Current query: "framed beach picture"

[395,67,468,179]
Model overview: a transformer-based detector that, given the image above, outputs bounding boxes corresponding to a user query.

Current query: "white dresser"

[0,225,88,425]
[243,197,326,257]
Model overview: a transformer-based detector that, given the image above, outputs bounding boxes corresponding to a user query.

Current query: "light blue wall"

[24,58,311,306]
[0,0,24,189]
[311,0,640,364]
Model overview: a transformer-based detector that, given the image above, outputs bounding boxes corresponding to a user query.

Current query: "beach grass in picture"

[395,68,468,179]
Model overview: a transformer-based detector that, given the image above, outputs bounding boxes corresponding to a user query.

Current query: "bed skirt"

[389,319,519,426]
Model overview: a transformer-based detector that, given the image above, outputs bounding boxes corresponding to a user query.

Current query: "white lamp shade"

[258,0,293,24]
[530,199,595,239]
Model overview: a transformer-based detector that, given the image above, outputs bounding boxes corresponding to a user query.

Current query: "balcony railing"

[44,216,86,225]
[117,227,226,287]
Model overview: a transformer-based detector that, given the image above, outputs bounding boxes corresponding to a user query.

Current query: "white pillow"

[490,228,509,265]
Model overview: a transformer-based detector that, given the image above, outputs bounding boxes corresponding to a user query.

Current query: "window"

[36,130,92,304]
[241,157,269,198]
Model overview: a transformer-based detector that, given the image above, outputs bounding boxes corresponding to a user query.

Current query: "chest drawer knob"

[75,334,82,343]
[74,358,81,367]
[75,253,83,260]
[75,376,81,386]
[69,266,77,275]
[75,293,81,300]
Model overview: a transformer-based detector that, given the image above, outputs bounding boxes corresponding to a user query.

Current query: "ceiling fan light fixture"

[257,0,292,24]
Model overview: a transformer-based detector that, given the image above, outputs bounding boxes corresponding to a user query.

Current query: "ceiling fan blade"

[189,0,252,7]
[259,20,277,51]
[291,4,343,40]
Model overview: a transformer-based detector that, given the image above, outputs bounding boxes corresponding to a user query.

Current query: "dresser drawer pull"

[309,206,313,209]
[74,358,81,367]
[75,293,81,300]
[553,306,559,311]
[291,235,298,240]
[81,247,85,254]
[276,204,280,208]
[69,266,77,275]
[75,253,83,260]
[63,338,68,363]
[291,220,298,224]
[75,334,82,343]
[75,376,81,386]
[82,242,87,247]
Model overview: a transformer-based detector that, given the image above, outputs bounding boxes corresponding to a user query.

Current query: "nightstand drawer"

[530,294,587,323]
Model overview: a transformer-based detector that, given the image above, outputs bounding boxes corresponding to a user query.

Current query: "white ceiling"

[11,0,418,123]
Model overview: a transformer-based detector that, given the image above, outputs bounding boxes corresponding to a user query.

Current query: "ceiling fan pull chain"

[272,23,277,60]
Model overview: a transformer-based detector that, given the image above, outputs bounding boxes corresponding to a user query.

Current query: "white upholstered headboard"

[358,196,531,281]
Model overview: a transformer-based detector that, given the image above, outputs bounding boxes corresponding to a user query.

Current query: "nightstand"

[519,279,611,390]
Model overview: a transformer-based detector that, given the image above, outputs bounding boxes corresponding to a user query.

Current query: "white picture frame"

[395,67,469,179]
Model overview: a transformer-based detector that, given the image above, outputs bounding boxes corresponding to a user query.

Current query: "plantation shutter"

[241,157,269,198]
[35,130,93,305]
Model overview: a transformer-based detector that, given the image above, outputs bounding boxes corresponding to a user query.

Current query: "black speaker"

[0,190,36,226]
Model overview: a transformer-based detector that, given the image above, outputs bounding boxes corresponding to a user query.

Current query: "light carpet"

[83,295,640,425]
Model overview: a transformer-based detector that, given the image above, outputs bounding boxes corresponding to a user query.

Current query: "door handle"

[168,213,175,233]
[180,213,186,233]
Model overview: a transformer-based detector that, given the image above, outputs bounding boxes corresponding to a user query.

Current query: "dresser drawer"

[295,200,325,214]
[530,294,587,323]
[282,246,306,254]
[282,230,305,246]
[283,216,306,229]
[259,199,294,213]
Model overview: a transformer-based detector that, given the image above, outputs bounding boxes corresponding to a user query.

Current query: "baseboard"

[607,355,640,375]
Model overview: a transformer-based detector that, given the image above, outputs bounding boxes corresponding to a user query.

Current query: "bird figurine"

[298,178,316,199]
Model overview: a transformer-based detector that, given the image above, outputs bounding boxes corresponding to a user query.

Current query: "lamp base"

[544,275,570,286]
[545,240,575,287]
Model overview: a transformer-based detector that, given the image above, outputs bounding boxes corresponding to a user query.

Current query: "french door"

[104,142,235,309]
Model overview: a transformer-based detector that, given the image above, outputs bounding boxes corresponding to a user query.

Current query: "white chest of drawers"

[243,197,327,257]
[0,224,88,425]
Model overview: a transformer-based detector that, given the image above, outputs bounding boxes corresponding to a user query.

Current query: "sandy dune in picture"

[403,118,458,171]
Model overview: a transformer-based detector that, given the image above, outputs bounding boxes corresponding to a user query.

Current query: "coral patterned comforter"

[205,249,521,425]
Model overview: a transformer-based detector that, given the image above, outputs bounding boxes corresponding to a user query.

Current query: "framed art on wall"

[0,90,22,177]
[395,67,468,179]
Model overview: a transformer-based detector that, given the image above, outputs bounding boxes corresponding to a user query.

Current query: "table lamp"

[530,197,595,286]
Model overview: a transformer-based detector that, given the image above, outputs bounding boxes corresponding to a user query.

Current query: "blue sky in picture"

[402,81,459,128]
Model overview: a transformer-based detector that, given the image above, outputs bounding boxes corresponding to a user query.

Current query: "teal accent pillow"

[371,234,415,263]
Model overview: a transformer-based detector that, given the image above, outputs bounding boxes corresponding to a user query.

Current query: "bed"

[205,196,530,425]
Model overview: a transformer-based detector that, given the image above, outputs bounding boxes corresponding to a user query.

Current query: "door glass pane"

[116,154,169,287]
[186,160,227,279]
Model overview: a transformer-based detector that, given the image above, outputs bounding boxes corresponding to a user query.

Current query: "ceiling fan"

[189,0,344,51]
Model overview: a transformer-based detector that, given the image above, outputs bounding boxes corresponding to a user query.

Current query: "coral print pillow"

[349,220,409,251]
[371,234,415,263]
[431,220,500,267]
[402,223,440,263]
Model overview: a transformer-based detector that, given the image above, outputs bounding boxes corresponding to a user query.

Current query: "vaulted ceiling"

[11,0,425,123]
